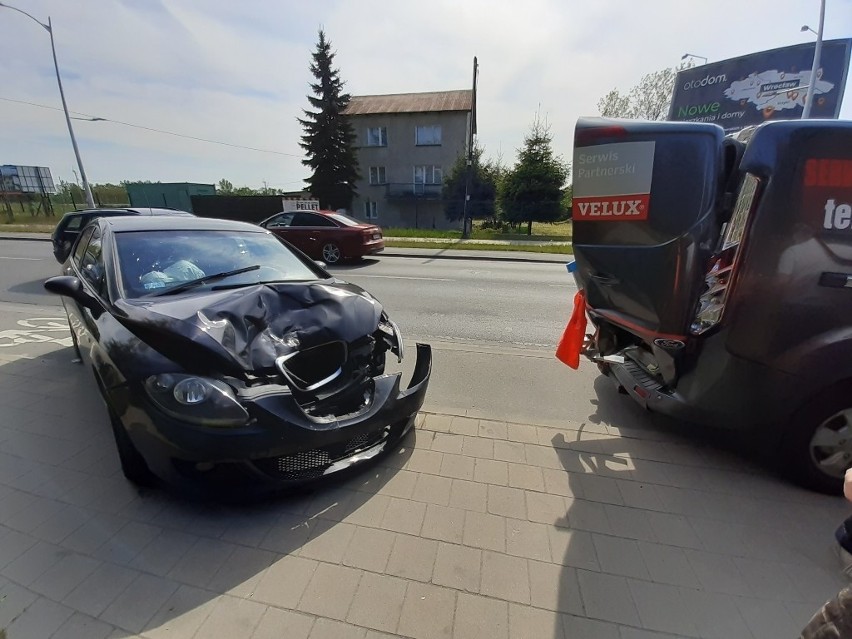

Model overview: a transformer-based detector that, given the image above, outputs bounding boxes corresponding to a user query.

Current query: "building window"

[364,200,378,219]
[369,166,387,185]
[366,127,387,147]
[415,125,442,146]
[414,165,443,185]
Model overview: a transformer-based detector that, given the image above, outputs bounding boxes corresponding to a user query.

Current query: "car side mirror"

[44,276,100,311]
[314,260,327,269]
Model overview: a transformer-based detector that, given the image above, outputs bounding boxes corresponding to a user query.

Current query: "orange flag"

[555,290,587,369]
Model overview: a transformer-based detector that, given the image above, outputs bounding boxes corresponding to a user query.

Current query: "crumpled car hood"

[111,280,383,378]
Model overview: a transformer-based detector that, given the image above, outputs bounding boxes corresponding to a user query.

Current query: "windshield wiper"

[151,264,261,297]
[211,278,314,291]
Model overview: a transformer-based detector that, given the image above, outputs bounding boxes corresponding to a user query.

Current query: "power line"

[0,95,303,158]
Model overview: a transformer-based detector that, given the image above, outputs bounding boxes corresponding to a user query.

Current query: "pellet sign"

[573,141,655,222]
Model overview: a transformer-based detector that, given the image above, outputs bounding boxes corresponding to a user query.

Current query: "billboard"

[669,38,852,132]
[0,165,56,195]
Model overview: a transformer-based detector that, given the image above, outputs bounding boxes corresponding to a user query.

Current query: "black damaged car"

[44,215,431,493]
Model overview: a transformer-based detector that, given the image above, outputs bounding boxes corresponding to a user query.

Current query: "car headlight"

[378,316,404,363]
[144,374,249,427]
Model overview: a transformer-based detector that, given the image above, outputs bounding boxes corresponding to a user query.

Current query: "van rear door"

[572,117,728,339]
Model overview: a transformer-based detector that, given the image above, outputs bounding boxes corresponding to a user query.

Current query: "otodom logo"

[683,73,727,91]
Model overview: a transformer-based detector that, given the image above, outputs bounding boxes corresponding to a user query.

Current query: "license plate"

[372,233,381,240]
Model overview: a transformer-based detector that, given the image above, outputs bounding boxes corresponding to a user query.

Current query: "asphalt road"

[333,255,574,348]
[0,239,618,426]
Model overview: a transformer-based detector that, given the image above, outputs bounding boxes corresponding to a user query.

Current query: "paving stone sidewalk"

[0,343,848,639]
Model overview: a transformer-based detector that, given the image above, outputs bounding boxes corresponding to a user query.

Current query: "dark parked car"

[44,215,431,493]
[568,117,852,493]
[51,207,194,263]
[259,209,384,264]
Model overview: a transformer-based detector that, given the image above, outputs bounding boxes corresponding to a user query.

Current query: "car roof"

[103,215,265,234]
[62,207,193,218]
[279,209,343,216]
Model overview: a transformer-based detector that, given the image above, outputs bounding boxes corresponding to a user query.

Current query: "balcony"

[384,183,443,200]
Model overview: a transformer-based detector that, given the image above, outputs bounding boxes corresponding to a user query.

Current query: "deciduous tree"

[442,144,499,222]
[597,62,693,120]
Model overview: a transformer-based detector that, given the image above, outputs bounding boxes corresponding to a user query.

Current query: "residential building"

[343,89,474,230]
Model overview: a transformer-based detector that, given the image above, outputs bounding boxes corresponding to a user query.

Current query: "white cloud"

[1,0,850,189]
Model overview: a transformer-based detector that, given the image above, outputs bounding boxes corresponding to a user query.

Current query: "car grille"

[253,429,388,481]
[278,335,378,397]
[277,341,347,391]
[345,432,371,453]
[277,450,332,471]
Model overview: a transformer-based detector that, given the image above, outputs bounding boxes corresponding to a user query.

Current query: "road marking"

[351,275,455,282]
[0,317,72,348]
[0,256,42,261]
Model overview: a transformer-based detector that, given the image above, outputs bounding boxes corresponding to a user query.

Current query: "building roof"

[343,90,472,116]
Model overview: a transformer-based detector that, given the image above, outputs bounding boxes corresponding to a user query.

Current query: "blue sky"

[2,0,851,191]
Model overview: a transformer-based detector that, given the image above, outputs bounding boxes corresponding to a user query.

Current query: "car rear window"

[327,213,364,227]
[65,216,84,231]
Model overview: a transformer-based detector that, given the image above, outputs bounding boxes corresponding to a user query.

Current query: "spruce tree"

[497,115,569,234]
[298,30,359,210]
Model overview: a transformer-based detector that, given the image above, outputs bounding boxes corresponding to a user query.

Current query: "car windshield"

[326,213,364,227]
[115,230,323,298]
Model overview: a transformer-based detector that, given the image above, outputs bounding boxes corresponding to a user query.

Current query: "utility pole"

[802,0,826,119]
[0,4,96,208]
[461,56,478,239]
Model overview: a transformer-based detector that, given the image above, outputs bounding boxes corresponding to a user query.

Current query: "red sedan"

[259,210,384,264]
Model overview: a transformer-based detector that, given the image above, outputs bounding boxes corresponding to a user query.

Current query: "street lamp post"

[802,0,826,119]
[0,2,96,208]
[681,53,708,65]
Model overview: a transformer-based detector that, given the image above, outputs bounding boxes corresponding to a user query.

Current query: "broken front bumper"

[117,343,432,492]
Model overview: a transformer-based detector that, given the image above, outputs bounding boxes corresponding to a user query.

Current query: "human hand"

[844,468,852,502]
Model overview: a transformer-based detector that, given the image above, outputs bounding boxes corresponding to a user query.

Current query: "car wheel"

[321,242,342,264]
[109,407,157,487]
[94,373,157,487]
[784,384,852,494]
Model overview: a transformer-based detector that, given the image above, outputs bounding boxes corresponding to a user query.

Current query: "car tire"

[783,383,852,495]
[321,242,342,264]
[109,407,157,487]
[94,373,157,487]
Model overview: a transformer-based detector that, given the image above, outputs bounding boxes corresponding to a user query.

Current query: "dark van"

[569,117,852,493]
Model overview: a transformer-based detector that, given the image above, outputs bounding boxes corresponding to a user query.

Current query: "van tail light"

[691,173,761,336]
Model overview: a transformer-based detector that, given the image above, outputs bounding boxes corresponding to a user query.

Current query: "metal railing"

[384,183,443,200]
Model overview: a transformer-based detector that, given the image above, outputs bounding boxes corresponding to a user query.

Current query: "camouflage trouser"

[800,587,852,639]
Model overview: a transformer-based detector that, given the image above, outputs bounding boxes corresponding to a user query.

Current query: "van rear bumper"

[599,340,803,433]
